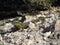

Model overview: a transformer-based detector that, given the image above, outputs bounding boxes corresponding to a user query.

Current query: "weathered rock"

[24,16,37,23]
[9,18,15,22]
[3,31,46,45]
[29,22,36,29]
[52,20,60,40]
[0,23,14,33]
[0,7,60,45]
[55,20,60,31]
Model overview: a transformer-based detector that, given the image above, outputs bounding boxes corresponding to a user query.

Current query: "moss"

[12,22,29,29]
[12,22,23,29]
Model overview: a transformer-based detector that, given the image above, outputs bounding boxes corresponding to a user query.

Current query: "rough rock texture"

[0,7,60,45]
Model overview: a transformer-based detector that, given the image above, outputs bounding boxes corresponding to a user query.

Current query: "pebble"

[9,18,15,22]
[29,22,36,30]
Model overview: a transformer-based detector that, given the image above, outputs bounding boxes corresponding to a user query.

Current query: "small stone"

[26,36,30,39]
[36,14,41,18]
[17,11,22,15]
[43,22,50,28]
[0,23,14,33]
[42,31,51,41]
[9,18,15,22]
[4,23,14,31]
[13,22,23,30]
[55,20,60,31]
[24,16,37,23]
[29,22,36,30]
[0,35,2,41]
[18,17,22,21]
[24,16,33,22]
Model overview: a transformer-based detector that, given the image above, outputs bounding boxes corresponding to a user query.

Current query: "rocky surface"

[0,7,60,45]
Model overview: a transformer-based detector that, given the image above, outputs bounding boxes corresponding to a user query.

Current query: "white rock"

[0,23,14,32]
[45,18,53,23]
[43,22,50,28]
[0,41,4,45]
[2,31,48,45]
[29,22,36,30]
[55,20,60,31]
[36,21,42,25]
[17,11,22,15]
[50,14,58,21]
[0,35,2,41]
[41,15,46,17]
[27,39,34,45]
[36,14,41,18]
[44,31,51,37]
[4,23,14,32]
[9,18,15,22]
[43,31,51,41]
[24,16,33,22]
[18,17,22,20]
[24,16,37,23]
[49,18,53,23]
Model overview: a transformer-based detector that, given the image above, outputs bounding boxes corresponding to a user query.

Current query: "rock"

[18,17,22,21]
[52,20,60,40]
[43,22,50,28]
[45,18,53,24]
[29,22,36,30]
[2,31,47,45]
[24,16,37,23]
[54,31,60,39]
[0,23,14,33]
[51,39,58,45]
[50,13,59,21]
[43,31,51,41]
[9,18,15,22]
[0,35,2,41]
[55,20,60,31]
[4,23,14,31]
[36,14,42,18]
[17,11,22,15]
